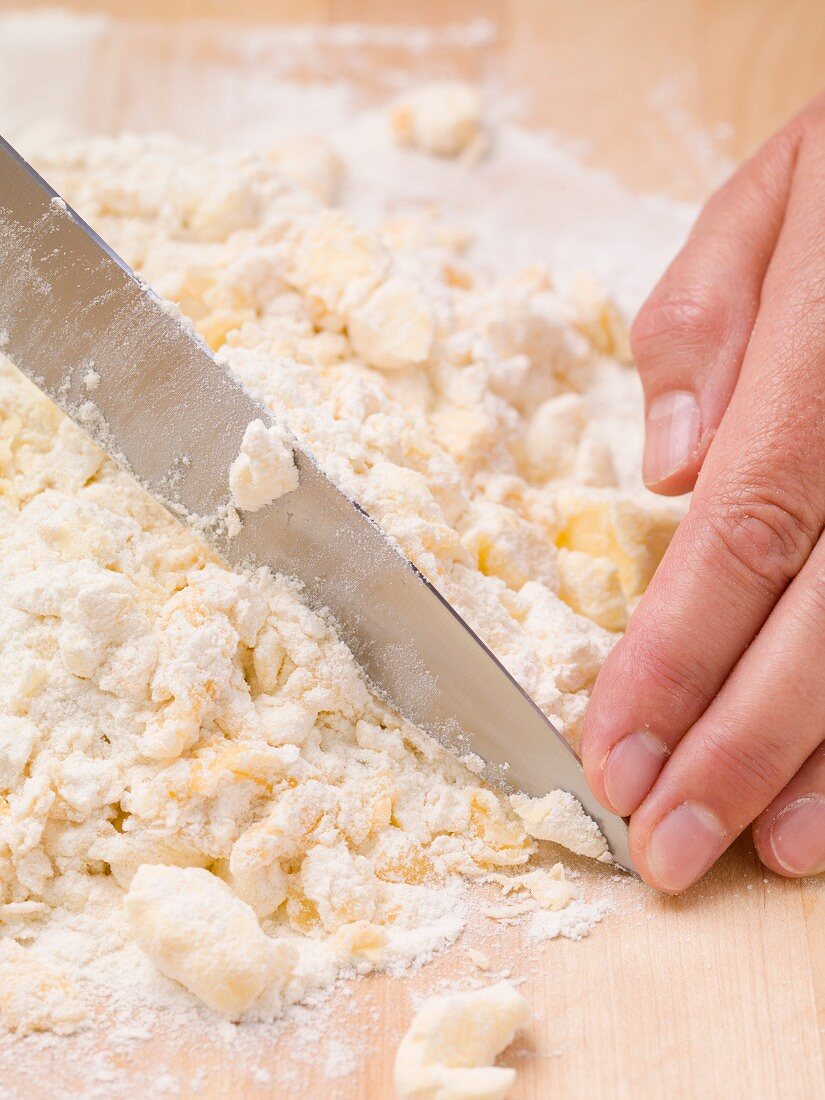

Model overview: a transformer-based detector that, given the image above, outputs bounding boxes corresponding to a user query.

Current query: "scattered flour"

[465,947,491,971]
[0,940,86,1036]
[528,896,612,943]
[324,1037,360,1080]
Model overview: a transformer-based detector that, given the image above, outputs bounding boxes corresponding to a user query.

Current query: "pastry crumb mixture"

[0,78,683,1095]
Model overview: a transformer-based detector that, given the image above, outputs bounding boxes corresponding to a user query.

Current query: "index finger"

[581,108,825,824]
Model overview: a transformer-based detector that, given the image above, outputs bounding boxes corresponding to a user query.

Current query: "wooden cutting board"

[1,3,824,1097]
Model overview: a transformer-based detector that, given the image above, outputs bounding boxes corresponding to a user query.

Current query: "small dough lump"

[510,791,611,862]
[125,864,296,1016]
[394,981,529,1100]
[229,418,299,512]
[391,82,484,157]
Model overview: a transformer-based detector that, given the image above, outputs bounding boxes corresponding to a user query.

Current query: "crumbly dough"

[391,82,485,158]
[0,130,678,1027]
[229,418,299,512]
[394,981,529,1100]
[27,134,681,751]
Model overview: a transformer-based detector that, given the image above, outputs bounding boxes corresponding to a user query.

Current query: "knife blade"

[0,134,632,870]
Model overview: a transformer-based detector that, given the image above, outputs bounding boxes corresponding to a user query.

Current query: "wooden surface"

[6,0,825,198]
[1,3,824,1098]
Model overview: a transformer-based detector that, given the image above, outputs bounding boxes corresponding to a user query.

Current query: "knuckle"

[702,721,786,806]
[631,286,730,368]
[627,640,710,716]
[703,479,817,594]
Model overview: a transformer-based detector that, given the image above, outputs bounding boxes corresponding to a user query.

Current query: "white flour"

[0,10,706,1097]
[0,12,697,313]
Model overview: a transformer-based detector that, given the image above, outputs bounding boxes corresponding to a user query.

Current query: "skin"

[580,93,825,892]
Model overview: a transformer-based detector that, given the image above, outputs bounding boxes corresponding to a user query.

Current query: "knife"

[0,134,632,871]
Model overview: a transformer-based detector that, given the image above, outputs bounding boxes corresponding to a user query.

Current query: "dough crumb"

[266,134,342,203]
[557,547,628,632]
[229,418,299,512]
[394,981,529,1100]
[125,865,296,1016]
[510,791,612,862]
[348,276,435,370]
[490,863,580,911]
[391,82,485,158]
[465,947,491,971]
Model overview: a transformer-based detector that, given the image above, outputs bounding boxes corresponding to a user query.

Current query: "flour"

[0,940,86,1036]
[0,117,668,1029]
[488,865,580,913]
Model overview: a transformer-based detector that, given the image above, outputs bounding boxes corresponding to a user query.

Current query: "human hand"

[581,96,825,891]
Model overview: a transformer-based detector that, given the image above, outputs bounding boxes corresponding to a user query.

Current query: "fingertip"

[752,820,788,878]
[642,390,702,490]
[751,804,776,866]
[580,726,613,813]
[642,462,701,497]
[581,639,669,816]
[630,800,727,894]
[753,810,805,879]
[601,730,669,817]
[754,797,825,879]
[626,813,674,893]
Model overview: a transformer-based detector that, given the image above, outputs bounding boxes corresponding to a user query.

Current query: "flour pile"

[0,93,680,1040]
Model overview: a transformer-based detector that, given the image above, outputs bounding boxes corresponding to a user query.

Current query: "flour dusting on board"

[0,10,706,1097]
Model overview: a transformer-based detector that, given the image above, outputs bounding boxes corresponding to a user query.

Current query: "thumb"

[633,125,797,496]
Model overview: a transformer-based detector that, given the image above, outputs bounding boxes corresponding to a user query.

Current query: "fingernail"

[643,390,701,485]
[769,796,825,876]
[647,802,726,892]
[603,731,669,816]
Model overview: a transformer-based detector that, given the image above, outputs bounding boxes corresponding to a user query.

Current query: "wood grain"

[7,845,822,1099]
[5,0,825,196]
[0,3,823,1097]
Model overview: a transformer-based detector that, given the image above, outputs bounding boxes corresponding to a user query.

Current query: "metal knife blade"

[0,134,632,870]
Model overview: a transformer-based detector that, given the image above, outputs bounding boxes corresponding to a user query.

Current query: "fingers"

[628,534,825,891]
[753,746,825,878]
[632,126,796,495]
[582,112,825,831]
